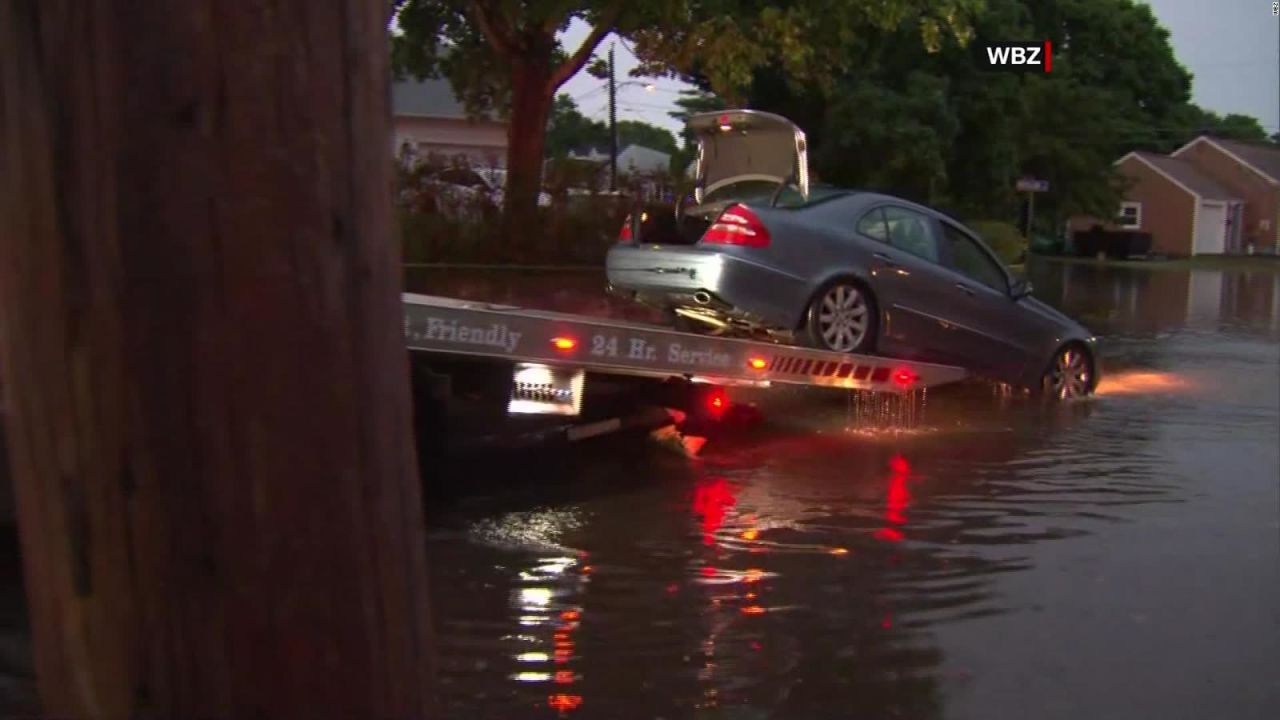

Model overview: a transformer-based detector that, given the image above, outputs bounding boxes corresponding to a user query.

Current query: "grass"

[1036,254,1280,272]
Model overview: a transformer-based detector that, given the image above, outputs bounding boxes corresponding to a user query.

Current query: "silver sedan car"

[606,110,1098,398]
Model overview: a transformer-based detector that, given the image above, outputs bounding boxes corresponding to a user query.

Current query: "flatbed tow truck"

[403,293,968,456]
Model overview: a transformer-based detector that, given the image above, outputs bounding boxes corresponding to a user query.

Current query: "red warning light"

[548,694,583,711]
[552,337,577,351]
[891,367,918,388]
[705,388,727,417]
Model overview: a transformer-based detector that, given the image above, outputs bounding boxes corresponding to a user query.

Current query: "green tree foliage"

[545,94,680,160]
[545,94,609,158]
[392,0,977,231]
[617,120,680,157]
[742,0,1270,236]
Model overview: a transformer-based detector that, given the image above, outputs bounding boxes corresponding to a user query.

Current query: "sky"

[557,0,1280,142]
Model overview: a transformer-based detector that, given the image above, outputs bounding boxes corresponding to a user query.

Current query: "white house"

[392,78,507,169]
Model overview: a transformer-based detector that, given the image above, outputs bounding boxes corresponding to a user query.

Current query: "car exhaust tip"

[693,291,712,305]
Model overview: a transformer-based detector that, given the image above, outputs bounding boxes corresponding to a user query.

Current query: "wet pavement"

[419,260,1280,720]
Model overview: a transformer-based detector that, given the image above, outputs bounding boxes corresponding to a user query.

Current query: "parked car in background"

[606,109,1098,398]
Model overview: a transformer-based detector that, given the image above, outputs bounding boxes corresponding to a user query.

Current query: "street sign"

[1016,177,1050,193]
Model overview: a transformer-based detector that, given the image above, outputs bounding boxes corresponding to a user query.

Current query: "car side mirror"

[1010,278,1033,299]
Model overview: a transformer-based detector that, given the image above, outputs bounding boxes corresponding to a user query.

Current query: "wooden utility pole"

[0,1,433,717]
[608,43,619,192]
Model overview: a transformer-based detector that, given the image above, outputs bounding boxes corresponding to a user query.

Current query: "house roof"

[1121,151,1238,201]
[617,145,671,174]
[1171,135,1280,185]
[392,78,471,120]
[567,145,672,174]
[1206,138,1280,183]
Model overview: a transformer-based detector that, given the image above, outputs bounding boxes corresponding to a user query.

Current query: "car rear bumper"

[606,245,804,328]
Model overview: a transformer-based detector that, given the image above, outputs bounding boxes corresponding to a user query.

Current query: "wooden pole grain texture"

[0,1,434,717]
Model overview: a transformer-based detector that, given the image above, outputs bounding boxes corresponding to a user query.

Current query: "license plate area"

[507,363,585,416]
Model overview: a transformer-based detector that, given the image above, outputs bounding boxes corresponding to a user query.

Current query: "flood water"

[421,260,1280,720]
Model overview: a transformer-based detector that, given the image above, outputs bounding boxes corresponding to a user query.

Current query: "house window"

[1116,202,1141,228]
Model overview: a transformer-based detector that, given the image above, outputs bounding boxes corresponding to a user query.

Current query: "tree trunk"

[0,1,433,717]
[502,61,555,256]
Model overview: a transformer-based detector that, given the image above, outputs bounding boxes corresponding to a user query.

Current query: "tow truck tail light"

[705,387,728,418]
[891,367,918,388]
[702,204,771,248]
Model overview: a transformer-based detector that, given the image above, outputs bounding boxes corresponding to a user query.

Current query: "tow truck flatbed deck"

[403,293,966,394]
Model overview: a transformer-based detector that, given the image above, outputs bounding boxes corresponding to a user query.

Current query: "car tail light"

[702,204,770,248]
[618,214,633,242]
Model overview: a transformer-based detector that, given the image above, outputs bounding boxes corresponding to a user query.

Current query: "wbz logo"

[979,41,1053,73]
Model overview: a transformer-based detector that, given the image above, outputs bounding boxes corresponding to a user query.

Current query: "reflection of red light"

[548,694,583,711]
[886,476,910,525]
[881,615,893,629]
[700,565,717,578]
[554,671,576,684]
[879,454,912,537]
[560,610,580,621]
[581,565,593,575]
[751,641,763,651]
[741,605,766,615]
[692,478,736,540]
[875,527,904,542]
[743,568,763,583]
[554,648,572,662]
[666,583,679,594]
[554,631,571,641]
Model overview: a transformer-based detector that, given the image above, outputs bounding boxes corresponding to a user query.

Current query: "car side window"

[941,223,1008,293]
[882,207,941,263]
[856,207,890,242]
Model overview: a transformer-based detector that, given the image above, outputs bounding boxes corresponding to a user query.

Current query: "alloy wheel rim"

[817,285,868,352]
[1046,348,1091,399]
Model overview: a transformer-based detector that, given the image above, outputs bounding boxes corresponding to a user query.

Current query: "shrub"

[967,220,1027,265]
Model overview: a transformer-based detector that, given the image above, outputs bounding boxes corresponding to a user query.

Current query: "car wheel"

[1040,344,1094,400]
[804,282,876,353]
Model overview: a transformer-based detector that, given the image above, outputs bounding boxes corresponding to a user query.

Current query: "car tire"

[1037,343,1095,400]
[802,281,877,354]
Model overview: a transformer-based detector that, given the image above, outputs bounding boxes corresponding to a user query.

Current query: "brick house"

[1070,151,1240,256]
[391,78,507,169]
[1170,136,1280,254]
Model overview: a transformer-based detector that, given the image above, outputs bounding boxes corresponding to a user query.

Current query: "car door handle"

[872,252,898,267]
[955,282,975,296]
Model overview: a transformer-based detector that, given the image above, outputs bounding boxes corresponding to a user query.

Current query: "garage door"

[1194,202,1227,255]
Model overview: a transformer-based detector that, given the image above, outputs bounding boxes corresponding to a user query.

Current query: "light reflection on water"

[426,262,1280,719]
